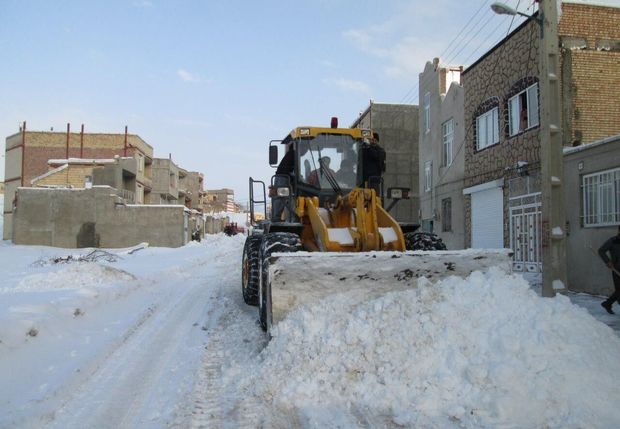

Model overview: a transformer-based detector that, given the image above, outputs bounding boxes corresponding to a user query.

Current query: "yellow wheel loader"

[242,120,512,333]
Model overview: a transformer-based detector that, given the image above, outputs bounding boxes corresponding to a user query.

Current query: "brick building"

[202,188,236,213]
[462,2,620,280]
[3,126,154,239]
[178,169,205,210]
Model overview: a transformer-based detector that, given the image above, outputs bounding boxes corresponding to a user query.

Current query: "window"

[583,167,620,227]
[137,154,144,172]
[423,92,431,133]
[442,198,452,232]
[424,160,432,192]
[442,118,454,167]
[476,107,499,150]
[508,83,539,136]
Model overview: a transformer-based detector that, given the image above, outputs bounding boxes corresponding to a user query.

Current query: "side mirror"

[269,145,278,166]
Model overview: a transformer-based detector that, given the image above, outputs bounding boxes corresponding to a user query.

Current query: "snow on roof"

[48,157,134,165]
[563,133,620,155]
[30,163,69,185]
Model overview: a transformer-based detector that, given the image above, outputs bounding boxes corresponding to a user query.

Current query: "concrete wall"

[564,136,620,295]
[13,186,187,248]
[418,59,466,249]
[352,103,420,224]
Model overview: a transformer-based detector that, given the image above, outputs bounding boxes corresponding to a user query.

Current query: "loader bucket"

[267,249,513,327]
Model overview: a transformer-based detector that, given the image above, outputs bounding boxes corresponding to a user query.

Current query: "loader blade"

[268,249,513,326]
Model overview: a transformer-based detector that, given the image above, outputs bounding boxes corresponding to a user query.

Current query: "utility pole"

[538,0,567,297]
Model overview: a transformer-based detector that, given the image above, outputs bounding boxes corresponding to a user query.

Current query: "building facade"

[202,188,236,213]
[462,3,620,281]
[151,158,181,205]
[351,102,420,224]
[3,127,153,239]
[563,134,620,295]
[418,58,465,249]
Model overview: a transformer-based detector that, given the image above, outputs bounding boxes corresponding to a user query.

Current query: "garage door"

[471,187,503,249]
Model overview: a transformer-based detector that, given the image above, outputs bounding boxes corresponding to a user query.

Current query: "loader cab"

[295,133,360,198]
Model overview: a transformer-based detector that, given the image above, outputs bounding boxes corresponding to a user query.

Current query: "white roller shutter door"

[471,187,503,249]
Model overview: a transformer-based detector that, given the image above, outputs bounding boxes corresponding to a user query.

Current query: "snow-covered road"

[0,234,260,428]
[2,234,620,428]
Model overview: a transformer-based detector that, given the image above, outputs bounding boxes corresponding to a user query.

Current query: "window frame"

[423,92,431,134]
[424,160,432,192]
[442,118,454,167]
[476,106,499,151]
[508,83,539,137]
[442,197,452,232]
[582,167,620,227]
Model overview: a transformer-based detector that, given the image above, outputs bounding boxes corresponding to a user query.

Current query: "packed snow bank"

[237,268,620,428]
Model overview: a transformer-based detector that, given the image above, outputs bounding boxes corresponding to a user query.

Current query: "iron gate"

[509,193,542,273]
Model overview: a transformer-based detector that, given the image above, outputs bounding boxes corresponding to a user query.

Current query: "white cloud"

[177,69,201,83]
[323,78,370,94]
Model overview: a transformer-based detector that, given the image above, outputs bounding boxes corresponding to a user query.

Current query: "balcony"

[118,189,135,203]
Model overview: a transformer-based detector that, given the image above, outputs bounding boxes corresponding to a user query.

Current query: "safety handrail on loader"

[248,177,267,226]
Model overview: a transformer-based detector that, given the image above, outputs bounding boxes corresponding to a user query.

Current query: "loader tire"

[242,235,262,306]
[405,232,447,251]
[259,232,302,332]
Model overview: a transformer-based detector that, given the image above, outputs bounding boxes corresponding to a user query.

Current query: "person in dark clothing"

[361,132,386,195]
[272,144,295,221]
[598,225,620,314]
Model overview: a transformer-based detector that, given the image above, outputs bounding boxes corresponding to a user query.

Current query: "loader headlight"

[361,129,371,138]
[269,186,290,197]
[299,128,311,136]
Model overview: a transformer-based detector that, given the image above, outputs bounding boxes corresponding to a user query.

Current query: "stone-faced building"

[3,126,154,239]
[418,58,465,249]
[462,2,620,280]
[351,102,420,224]
[462,15,542,277]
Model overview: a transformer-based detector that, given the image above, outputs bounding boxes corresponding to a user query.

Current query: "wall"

[563,136,620,295]
[151,158,179,203]
[353,103,420,224]
[12,186,187,248]
[559,3,620,145]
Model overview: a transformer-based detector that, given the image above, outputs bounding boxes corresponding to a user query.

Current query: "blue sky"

[0,0,534,203]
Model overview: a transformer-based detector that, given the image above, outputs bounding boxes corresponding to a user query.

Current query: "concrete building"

[418,59,465,249]
[563,134,620,296]
[202,188,236,213]
[351,102,420,224]
[462,3,620,280]
[12,186,189,248]
[151,158,180,205]
[178,169,205,210]
[3,126,153,239]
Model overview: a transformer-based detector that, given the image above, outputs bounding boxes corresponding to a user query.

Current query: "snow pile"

[5,263,135,293]
[246,268,620,428]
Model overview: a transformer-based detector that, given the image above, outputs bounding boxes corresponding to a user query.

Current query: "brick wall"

[33,165,94,188]
[559,4,620,145]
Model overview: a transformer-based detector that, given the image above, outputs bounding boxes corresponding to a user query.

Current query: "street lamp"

[491,0,567,298]
[490,2,533,18]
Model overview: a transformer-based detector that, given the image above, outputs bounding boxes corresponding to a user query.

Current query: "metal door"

[509,194,542,273]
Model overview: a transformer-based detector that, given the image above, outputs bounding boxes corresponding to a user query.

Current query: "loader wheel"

[404,232,447,251]
[259,232,302,332]
[242,235,262,306]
